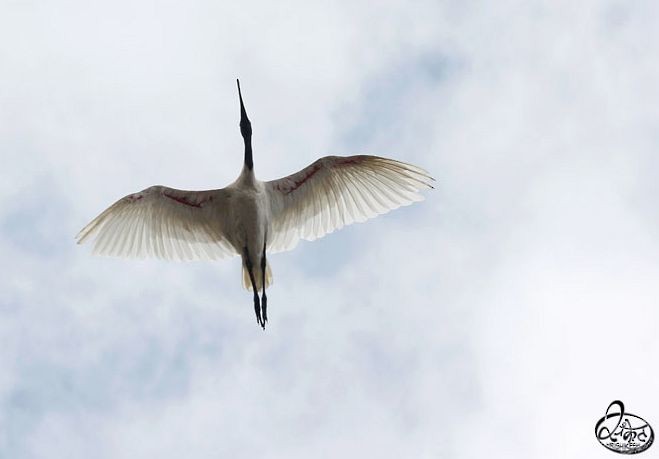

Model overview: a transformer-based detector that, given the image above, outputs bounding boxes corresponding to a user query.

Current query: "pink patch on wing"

[286,163,322,193]
[273,156,366,195]
[163,192,210,208]
[335,156,362,166]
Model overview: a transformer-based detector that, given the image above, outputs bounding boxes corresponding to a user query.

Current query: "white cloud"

[2,0,659,457]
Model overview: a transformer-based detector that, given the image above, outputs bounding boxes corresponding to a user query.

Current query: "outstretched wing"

[265,155,434,253]
[76,185,235,261]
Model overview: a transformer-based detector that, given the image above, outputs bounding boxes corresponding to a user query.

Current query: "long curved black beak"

[237,79,253,170]
[237,79,252,138]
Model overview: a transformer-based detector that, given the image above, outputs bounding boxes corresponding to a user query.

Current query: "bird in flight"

[76,80,434,329]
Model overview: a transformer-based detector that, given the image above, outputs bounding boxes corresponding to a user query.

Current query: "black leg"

[261,239,268,324]
[244,247,263,329]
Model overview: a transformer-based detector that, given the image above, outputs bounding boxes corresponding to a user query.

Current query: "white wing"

[266,155,434,253]
[76,185,235,261]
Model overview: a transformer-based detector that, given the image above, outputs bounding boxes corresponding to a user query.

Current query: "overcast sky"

[2,1,659,457]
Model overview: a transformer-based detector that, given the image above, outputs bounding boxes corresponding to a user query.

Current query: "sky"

[1,0,659,457]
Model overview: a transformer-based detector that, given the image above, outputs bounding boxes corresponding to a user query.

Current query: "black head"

[237,79,254,170]
[237,79,252,139]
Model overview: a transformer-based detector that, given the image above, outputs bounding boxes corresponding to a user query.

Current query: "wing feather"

[76,185,235,261]
[266,155,434,253]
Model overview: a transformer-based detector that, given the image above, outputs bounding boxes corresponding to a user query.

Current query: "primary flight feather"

[76,80,434,329]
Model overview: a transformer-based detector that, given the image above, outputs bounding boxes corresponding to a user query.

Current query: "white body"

[225,168,268,255]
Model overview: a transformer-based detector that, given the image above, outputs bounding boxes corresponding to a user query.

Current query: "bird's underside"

[76,80,435,329]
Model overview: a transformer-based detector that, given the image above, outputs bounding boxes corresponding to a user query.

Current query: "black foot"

[262,294,268,324]
[253,294,263,327]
